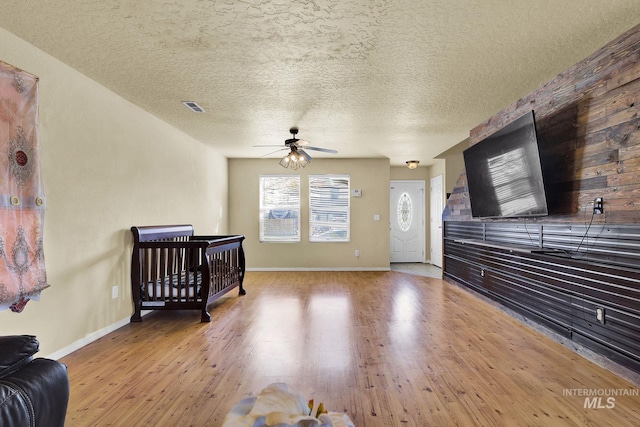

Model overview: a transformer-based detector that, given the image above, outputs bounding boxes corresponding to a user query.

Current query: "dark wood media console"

[444,221,640,375]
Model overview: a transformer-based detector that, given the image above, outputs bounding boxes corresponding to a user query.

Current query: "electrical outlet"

[481,269,485,277]
[593,197,603,215]
[112,285,118,299]
[355,249,360,257]
[596,307,605,324]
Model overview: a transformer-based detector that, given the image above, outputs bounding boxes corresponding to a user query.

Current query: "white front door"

[430,175,444,267]
[390,180,425,263]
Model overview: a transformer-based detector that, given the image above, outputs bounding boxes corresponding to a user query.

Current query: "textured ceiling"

[1,1,639,165]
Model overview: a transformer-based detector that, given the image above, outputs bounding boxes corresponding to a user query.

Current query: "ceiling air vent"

[182,101,205,113]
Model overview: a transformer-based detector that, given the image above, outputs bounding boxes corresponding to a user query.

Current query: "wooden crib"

[130,225,246,322]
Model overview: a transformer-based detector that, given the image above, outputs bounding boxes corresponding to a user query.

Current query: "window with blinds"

[309,174,350,242]
[259,175,300,242]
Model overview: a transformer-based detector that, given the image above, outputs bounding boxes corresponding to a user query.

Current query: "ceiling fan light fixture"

[297,155,309,168]
[280,146,310,170]
[406,160,420,169]
[298,149,312,162]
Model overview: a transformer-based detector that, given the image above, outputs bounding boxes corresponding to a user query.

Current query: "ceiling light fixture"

[279,145,311,170]
[406,160,420,169]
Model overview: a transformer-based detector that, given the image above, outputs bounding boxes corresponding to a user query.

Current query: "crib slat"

[167,247,174,299]
[177,247,184,292]
[160,247,168,301]
[151,248,159,302]
[190,247,198,302]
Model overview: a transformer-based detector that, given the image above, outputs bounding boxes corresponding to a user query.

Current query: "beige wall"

[445,155,465,196]
[436,138,468,196]
[0,28,228,357]
[428,161,445,181]
[389,165,430,182]
[229,158,390,269]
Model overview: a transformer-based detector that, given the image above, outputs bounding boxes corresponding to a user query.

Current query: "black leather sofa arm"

[0,336,69,427]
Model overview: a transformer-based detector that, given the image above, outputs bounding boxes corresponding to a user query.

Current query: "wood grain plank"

[61,271,639,426]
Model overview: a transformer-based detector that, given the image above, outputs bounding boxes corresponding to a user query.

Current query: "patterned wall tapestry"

[0,60,48,312]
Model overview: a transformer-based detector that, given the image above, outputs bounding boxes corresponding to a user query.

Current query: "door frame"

[390,180,426,263]
[430,174,444,268]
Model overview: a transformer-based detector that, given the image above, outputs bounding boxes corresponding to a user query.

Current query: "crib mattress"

[142,271,202,304]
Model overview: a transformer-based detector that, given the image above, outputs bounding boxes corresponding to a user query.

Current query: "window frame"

[308,174,351,243]
[259,175,301,243]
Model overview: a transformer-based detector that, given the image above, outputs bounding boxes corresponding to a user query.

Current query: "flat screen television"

[463,110,549,218]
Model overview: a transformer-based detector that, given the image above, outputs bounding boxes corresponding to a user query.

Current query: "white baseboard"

[45,312,149,360]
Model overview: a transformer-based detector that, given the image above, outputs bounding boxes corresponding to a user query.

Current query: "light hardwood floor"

[61,271,639,426]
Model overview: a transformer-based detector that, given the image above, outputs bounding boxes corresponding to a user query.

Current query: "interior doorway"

[390,180,425,263]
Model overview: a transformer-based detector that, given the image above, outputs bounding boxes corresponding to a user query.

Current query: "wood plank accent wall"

[443,24,640,376]
[444,23,640,223]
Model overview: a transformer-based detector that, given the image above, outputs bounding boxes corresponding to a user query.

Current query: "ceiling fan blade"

[253,144,285,147]
[260,148,288,157]
[297,149,312,161]
[305,146,338,154]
